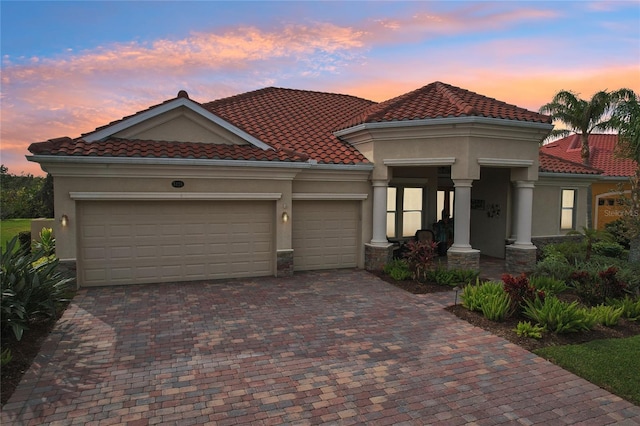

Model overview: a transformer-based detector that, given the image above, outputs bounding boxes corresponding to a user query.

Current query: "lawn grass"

[1,219,32,251]
[534,335,640,406]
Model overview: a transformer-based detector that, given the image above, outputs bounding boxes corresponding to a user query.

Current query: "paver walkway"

[2,269,639,425]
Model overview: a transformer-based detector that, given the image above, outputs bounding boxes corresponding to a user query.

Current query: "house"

[28,81,596,287]
[540,134,638,230]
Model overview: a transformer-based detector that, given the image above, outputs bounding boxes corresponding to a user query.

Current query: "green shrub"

[0,348,12,366]
[605,219,630,249]
[17,231,31,255]
[532,256,575,282]
[514,321,545,339]
[33,227,55,257]
[461,280,503,312]
[383,259,411,281]
[529,275,568,296]
[523,296,596,334]
[607,296,640,321]
[426,267,479,287]
[592,241,625,259]
[542,240,586,263]
[481,291,511,322]
[425,265,455,286]
[452,269,479,285]
[1,236,74,341]
[589,304,624,327]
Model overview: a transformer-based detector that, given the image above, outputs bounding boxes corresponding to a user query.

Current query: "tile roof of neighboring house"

[337,81,552,130]
[203,87,375,165]
[27,137,309,162]
[538,152,602,175]
[540,133,637,177]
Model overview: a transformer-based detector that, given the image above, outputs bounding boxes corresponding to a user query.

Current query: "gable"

[113,106,250,145]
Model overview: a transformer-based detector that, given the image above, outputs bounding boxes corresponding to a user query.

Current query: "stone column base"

[58,259,78,288]
[365,243,393,271]
[276,249,294,277]
[447,249,480,272]
[506,245,537,275]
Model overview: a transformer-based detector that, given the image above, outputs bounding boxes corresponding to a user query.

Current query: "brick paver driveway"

[2,269,639,425]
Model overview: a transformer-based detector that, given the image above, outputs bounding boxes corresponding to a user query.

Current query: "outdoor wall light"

[282,212,289,223]
[61,214,69,227]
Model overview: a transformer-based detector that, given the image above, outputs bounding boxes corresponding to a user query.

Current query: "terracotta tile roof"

[28,137,308,162]
[203,87,375,165]
[540,134,637,177]
[337,81,552,130]
[538,152,602,175]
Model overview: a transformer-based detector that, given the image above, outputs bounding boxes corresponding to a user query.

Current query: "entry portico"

[335,83,552,272]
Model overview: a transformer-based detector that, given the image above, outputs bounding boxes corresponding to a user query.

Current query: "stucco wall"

[532,176,591,237]
[46,162,373,269]
[470,168,509,258]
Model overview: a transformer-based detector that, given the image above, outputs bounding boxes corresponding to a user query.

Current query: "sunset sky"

[2,1,639,176]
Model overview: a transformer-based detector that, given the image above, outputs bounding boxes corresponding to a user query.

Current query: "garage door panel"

[293,201,359,271]
[78,200,274,286]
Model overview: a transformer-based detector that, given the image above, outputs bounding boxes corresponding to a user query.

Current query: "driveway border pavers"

[2,269,639,425]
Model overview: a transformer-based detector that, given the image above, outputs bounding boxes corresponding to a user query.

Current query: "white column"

[510,182,519,240]
[371,180,389,246]
[514,180,535,246]
[450,179,473,250]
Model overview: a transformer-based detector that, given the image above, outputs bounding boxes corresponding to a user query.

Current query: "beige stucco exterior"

[532,174,591,237]
[30,90,603,284]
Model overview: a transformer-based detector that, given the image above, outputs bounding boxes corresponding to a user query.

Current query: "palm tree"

[539,89,629,165]
[610,90,640,263]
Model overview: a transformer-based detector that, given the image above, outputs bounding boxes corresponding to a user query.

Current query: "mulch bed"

[374,271,640,353]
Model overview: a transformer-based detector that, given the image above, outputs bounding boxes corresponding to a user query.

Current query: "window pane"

[404,188,422,211]
[562,190,575,208]
[403,212,422,237]
[387,187,397,211]
[561,210,573,230]
[386,213,396,238]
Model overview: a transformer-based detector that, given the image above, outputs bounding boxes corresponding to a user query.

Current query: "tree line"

[0,165,54,219]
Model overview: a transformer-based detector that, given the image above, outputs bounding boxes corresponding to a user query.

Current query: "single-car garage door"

[292,200,359,271]
[78,200,274,286]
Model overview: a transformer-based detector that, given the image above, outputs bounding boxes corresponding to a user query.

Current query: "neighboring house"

[540,134,638,230]
[29,81,591,287]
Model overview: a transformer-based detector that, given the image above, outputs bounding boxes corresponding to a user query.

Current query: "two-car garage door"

[78,201,274,286]
[77,199,360,286]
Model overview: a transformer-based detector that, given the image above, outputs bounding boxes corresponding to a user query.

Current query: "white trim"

[69,192,282,201]
[83,97,273,150]
[477,158,534,167]
[334,116,553,137]
[383,157,456,166]
[28,155,309,169]
[292,193,368,201]
[538,172,600,181]
[27,155,374,172]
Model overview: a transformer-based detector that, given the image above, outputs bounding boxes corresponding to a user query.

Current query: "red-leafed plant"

[571,267,628,306]
[502,273,545,315]
[403,239,438,281]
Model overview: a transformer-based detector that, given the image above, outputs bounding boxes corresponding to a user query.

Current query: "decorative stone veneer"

[365,243,393,271]
[276,249,294,277]
[447,250,480,272]
[58,259,78,286]
[505,245,537,275]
